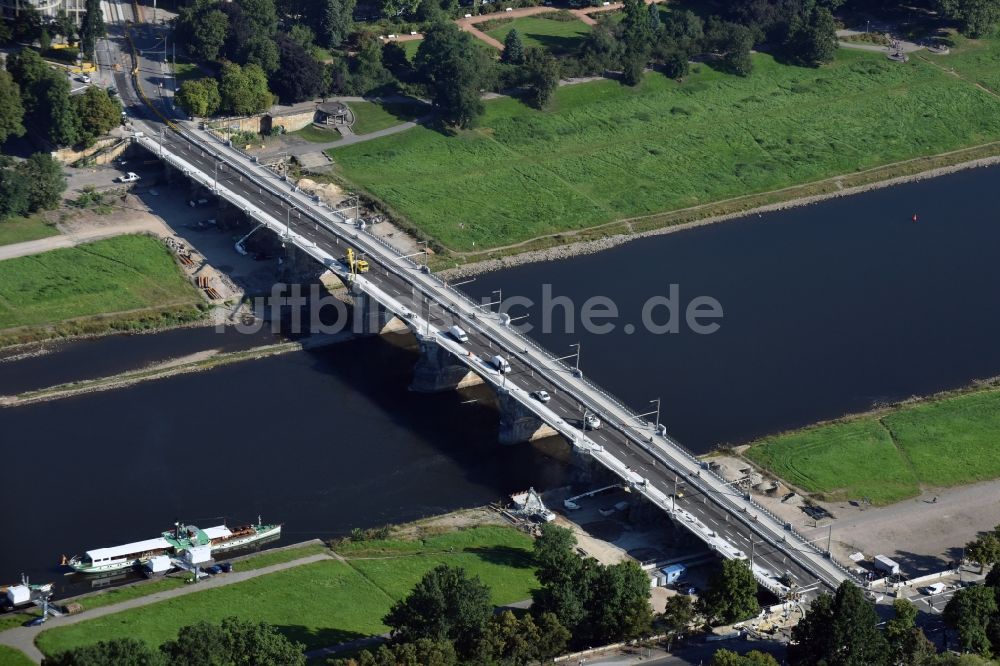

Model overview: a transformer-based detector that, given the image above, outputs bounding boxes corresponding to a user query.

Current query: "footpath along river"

[1,164,999,595]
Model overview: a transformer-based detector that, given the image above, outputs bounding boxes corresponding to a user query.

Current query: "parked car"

[219,562,233,573]
[78,74,91,84]
[584,413,601,430]
[206,565,223,575]
[531,390,551,403]
[448,325,469,343]
[117,172,140,183]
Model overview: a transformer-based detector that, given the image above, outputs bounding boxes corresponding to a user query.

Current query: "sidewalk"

[0,552,332,664]
[0,218,169,261]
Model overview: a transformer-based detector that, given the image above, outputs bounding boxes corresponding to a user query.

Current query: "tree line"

[2,48,121,149]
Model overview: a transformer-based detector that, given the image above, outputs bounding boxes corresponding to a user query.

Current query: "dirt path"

[0,552,332,664]
[0,218,168,261]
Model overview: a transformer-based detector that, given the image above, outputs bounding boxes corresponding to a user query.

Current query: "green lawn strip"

[347,101,426,135]
[36,561,390,657]
[402,39,422,61]
[236,543,330,571]
[0,645,35,665]
[74,577,187,611]
[290,125,342,143]
[484,14,592,55]
[0,215,60,247]
[0,612,39,633]
[746,419,919,505]
[172,62,203,84]
[882,389,1000,488]
[333,48,1000,252]
[36,527,536,658]
[746,387,1000,505]
[937,35,1000,93]
[339,527,537,606]
[0,235,201,330]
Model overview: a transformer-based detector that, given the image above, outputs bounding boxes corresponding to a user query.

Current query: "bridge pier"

[351,289,408,336]
[410,335,483,393]
[497,389,559,445]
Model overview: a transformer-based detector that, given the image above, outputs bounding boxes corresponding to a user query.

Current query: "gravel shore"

[441,155,1000,280]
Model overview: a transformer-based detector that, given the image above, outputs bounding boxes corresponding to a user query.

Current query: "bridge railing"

[164,126,858,587]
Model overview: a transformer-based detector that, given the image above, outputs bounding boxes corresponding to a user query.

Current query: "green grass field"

[36,527,537,658]
[0,645,34,666]
[937,35,1000,93]
[290,124,342,143]
[485,14,592,55]
[746,387,1000,505]
[332,47,1000,252]
[0,235,201,330]
[0,215,59,247]
[402,39,423,61]
[0,612,38,633]
[348,100,427,135]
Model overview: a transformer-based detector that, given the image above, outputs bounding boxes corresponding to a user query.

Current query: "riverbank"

[0,330,357,407]
[738,376,1000,507]
[25,509,536,660]
[438,148,1000,278]
[0,234,208,349]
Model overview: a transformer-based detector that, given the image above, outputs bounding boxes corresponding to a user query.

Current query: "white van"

[490,355,511,374]
[448,325,469,343]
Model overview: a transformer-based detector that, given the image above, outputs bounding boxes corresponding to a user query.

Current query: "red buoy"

[912,214,919,222]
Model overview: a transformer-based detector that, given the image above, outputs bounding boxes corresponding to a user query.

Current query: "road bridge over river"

[103,0,857,604]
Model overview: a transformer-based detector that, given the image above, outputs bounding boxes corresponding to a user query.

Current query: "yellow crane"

[346,248,369,274]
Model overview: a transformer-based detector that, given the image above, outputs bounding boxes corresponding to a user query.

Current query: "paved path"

[0,552,332,663]
[0,219,167,261]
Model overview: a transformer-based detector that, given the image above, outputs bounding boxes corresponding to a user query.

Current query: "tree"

[790,582,888,666]
[382,42,413,81]
[176,77,222,117]
[42,637,163,666]
[160,617,305,665]
[583,560,653,645]
[80,0,105,60]
[502,29,525,65]
[721,23,754,76]
[238,0,278,36]
[712,649,780,666]
[384,564,493,657]
[966,531,1000,572]
[662,594,695,637]
[307,0,355,48]
[74,86,122,147]
[521,48,559,109]
[784,5,837,67]
[330,638,457,666]
[415,22,490,128]
[7,48,51,114]
[619,0,653,85]
[647,2,661,32]
[700,559,759,625]
[944,586,998,656]
[474,610,569,665]
[885,598,936,666]
[270,35,325,102]
[219,62,274,115]
[12,5,43,43]
[39,75,80,146]
[352,33,393,94]
[0,164,31,220]
[0,71,26,145]
[938,0,1000,38]
[176,0,229,61]
[54,9,76,43]
[578,20,622,75]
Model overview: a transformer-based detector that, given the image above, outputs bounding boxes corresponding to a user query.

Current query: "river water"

[2,164,999,594]
[464,165,1000,449]
[0,332,567,595]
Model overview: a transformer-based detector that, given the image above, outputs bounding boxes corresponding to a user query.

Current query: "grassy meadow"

[0,215,59,247]
[332,46,1000,252]
[485,14,592,55]
[746,386,1000,505]
[36,527,537,658]
[0,646,34,666]
[0,235,201,331]
[348,100,428,135]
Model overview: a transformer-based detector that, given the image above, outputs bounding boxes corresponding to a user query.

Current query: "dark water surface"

[3,164,1000,593]
[0,335,566,593]
[464,165,1000,450]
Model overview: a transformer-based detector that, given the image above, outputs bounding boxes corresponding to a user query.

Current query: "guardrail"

[142,122,856,592]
